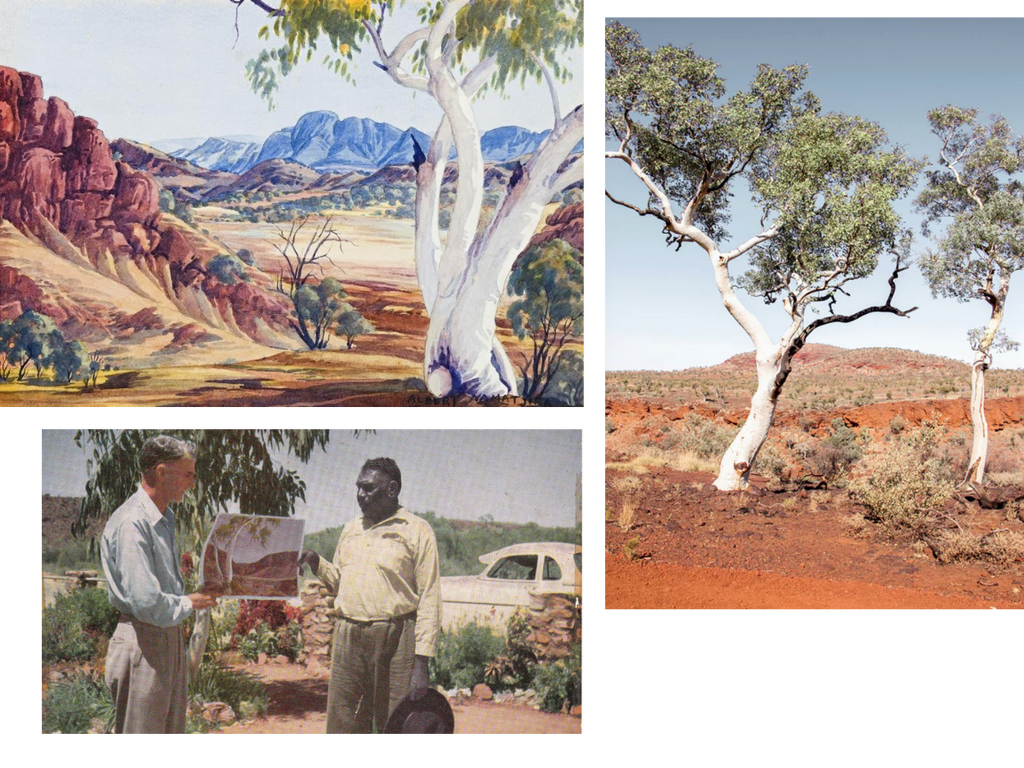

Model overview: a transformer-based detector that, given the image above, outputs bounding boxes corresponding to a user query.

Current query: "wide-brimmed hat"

[384,688,455,734]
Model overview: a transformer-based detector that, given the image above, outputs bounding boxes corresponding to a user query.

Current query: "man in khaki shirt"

[299,457,441,733]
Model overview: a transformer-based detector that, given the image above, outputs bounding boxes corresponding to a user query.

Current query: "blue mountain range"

[171,111,582,174]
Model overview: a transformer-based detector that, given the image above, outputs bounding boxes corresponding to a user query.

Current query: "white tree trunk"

[968,297,1005,484]
[372,4,583,399]
[422,108,583,398]
[714,351,784,490]
[704,249,804,490]
[968,351,988,484]
[187,608,211,679]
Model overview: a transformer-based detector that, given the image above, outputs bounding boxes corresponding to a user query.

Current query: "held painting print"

[0,0,583,406]
[200,513,305,600]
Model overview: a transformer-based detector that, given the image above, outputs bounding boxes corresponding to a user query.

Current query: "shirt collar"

[363,506,409,529]
[136,485,175,528]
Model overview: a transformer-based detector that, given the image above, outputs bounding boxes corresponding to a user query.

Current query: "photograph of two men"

[41,429,582,734]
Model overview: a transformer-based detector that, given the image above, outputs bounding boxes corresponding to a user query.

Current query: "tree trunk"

[187,608,210,680]
[968,293,1007,484]
[968,352,988,483]
[424,271,517,397]
[714,352,783,490]
[420,109,582,398]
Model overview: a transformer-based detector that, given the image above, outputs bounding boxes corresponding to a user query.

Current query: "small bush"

[851,434,955,535]
[42,587,119,663]
[430,622,504,690]
[619,497,636,532]
[484,612,537,691]
[43,671,114,734]
[533,643,581,713]
[189,660,268,718]
[623,537,640,561]
[676,413,738,459]
[930,529,1024,567]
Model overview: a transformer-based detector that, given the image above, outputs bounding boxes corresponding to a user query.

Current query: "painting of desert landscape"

[0,0,583,406]
[201,513,305,599]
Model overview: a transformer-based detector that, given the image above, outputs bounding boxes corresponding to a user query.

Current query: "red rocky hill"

[0,66,292,364]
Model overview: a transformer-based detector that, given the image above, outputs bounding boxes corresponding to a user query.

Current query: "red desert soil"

[606,462,1024,610]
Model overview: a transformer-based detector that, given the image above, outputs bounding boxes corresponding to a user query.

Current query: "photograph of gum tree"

[201,513,305,599]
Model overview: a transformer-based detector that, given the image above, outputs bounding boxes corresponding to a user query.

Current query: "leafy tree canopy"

[245,0,583,105]
[606,21,922,315]
[915,106,1024,304]
[73,430,331,552]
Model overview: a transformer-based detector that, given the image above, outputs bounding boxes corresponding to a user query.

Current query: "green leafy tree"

[605,22,922,490]
[4,310,59,381]
[208,253,250,285]
[915,106,1024,484]
[335,303,374,349]
[46,332,89,384]
[237,0,583,398]
[72,429,331,553]
[507,239,583,403]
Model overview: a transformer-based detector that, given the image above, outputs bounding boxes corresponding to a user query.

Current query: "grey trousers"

[326,614,416,734]
[105,619,187,733]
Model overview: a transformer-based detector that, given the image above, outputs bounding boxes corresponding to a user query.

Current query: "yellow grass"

[619,497,636,532]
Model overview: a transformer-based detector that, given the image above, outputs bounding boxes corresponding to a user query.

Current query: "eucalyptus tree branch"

[530,52,561,127]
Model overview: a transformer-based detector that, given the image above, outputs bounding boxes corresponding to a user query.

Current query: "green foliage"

[915,106,1024,371]
[73,430,330,553]
[0,310,59,381]
[606,22,922,413]
[430,621,505,690]
[335,304,374,348]
[676,413,738,460]
[507,239,583,404]
[532,642,580,713]
[851,431,955,535]
[189,660,268,720]
[294,277,347,349]
[606,21,817,240]
[208,253,250,285]
[247,0,582,103]
[484,612,536,690]
[44,671,114,737]
[42,587,119,663]
[742,112,922,305]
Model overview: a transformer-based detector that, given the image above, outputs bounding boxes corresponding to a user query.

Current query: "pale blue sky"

[42,429,582,532]
[606,17,1024,370]
[1,0,582,143]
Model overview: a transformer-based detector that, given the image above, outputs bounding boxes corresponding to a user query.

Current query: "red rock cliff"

[0,67,291,347]
[0,68,162,260]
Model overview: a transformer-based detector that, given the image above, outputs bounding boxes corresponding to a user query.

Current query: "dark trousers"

[326,614,416,733]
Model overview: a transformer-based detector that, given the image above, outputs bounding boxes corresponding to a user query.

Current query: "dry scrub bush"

[619,497,636,532]
[676,451,720,473]
[851,435,955,535]
[931,529,1024,567]
[676,414,738,459]
[752,443,787,483]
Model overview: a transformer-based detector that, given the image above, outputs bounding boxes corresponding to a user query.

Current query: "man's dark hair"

[361,457,402,494]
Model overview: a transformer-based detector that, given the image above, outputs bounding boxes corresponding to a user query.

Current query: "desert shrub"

[889,415,905,434]
[484,612,537,691]
[851,434,955,535]
[801,419,865,485]
[676,413,738,459]
[930,529,1024,567]
[623,537,640,561]
[619,496,636,532]
[803,443,860,485]
[533,642,581,713]
[430,622,505,690]
[753,442,787,482]
[208,253,249,285]
[42,670,114,734]
[189,660,268,720]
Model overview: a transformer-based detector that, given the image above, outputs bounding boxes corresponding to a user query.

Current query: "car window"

[573,552,581,572]
[542,556,562,580]
[486,555,538,580]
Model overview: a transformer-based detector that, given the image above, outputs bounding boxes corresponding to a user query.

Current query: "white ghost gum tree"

[605,22,922,491]
[915,106,1024,485]
[239,0,583,397]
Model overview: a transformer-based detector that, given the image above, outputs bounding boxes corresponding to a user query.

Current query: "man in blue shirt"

[100,435,220,733]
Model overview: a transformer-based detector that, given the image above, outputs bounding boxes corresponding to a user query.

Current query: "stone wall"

[526,592,581,661]
[298,581,582,675]
[298,579,334,676]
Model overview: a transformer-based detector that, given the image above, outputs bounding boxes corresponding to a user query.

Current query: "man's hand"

[188,589,219,611]
[297,550,320,575]
[410,655,430,693]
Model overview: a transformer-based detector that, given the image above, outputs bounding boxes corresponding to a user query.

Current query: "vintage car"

[440,542,581,632]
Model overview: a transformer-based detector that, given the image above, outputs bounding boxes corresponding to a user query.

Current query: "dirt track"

[213,664,581,734]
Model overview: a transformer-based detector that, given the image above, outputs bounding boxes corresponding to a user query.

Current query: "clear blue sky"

[606,17,1024,371]
[0,0,582,143]
[42,429,582,532]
